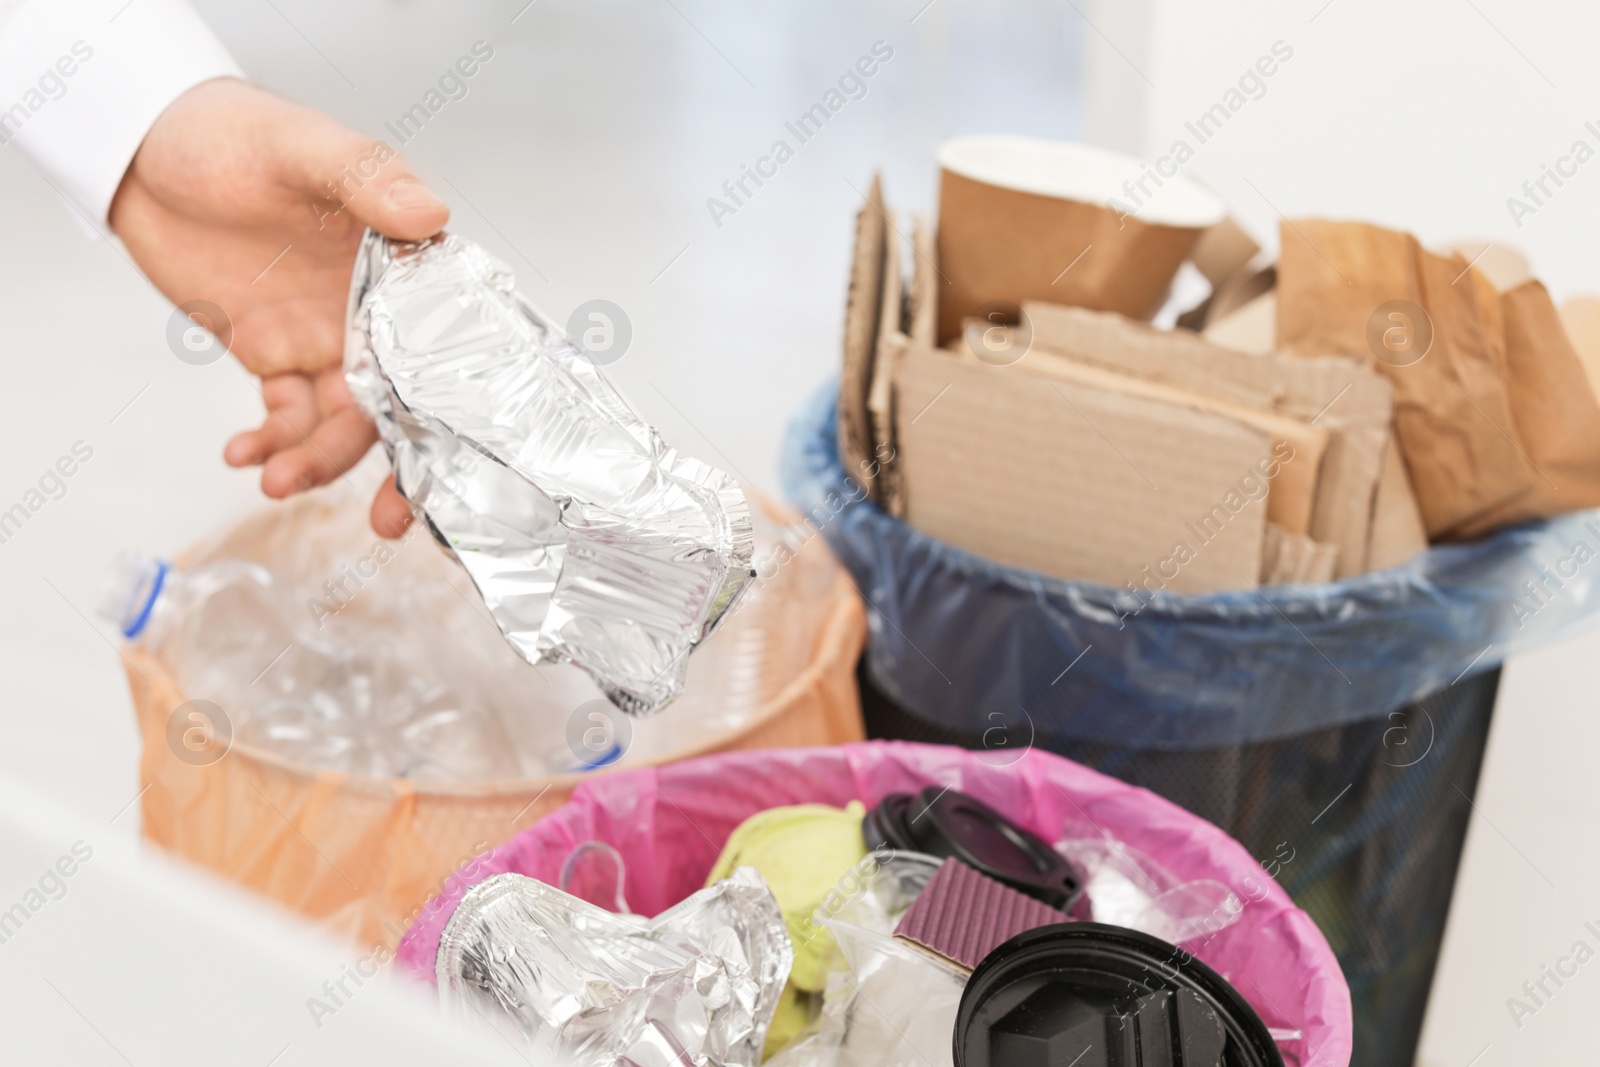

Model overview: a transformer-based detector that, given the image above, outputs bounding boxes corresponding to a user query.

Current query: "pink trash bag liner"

[398,741,1352,1066]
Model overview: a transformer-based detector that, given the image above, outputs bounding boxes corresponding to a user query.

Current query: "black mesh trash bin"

[783,383,1600,1067]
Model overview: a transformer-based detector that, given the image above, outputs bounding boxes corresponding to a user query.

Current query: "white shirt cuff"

[0,0,243,227]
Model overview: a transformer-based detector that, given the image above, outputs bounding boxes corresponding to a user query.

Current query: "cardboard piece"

[894,345,1272,594]
[1209,265,1277,326]
[1452,280,1600,537]
[1558,296,1600,399]
[870,214,908,495]
[866,214,906,514]
[935,135,1223,343]
[1276,218,1533,539]
[1024,302,1392,577]
[909,214,939,350]
[1175,263,1275,334]
[1012,345,1328,535]
[837,175,888,501]
[1203,290,1276,356]
[1191,216,1262,288]
[1365,436,1429,571]
[1262,525,1340,585]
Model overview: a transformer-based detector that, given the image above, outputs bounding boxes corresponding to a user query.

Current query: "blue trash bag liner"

[781,382,1600,751]
[780,381,1600,1067]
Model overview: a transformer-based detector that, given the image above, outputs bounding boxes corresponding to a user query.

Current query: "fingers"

[224,375,319,467]
[227,372,378,497]
[370,474,416,539]
[227,299,347,381]
[259,405,377,498]
[276,113,449,242]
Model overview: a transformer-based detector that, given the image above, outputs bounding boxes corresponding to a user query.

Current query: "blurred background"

[1,0,1597,1062]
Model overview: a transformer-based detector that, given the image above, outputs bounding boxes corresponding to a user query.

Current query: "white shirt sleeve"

[0,0,242,227]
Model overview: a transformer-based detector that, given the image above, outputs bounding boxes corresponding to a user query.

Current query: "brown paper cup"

[935,136,1224,343]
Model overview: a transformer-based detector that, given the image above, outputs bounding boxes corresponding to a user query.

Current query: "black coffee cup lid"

[863,787,1083,911]
[862,791,916,853]
[954,923,1284,1067]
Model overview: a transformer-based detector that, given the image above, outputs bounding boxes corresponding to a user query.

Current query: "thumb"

[281,116,449,242]
[346,144,451,241]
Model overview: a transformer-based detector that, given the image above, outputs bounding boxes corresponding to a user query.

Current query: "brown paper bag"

[1277,219,1535,538]
[1558,296,1600,401]
[1455,280,1600,536]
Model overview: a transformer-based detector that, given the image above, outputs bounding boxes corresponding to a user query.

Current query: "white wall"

[1098,0,1600,300]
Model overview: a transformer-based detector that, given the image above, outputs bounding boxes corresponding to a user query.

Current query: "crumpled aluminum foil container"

[436,868,793,1067]
[344,229,754,714]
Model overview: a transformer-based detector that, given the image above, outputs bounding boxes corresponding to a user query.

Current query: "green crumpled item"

[707,801,869,1059]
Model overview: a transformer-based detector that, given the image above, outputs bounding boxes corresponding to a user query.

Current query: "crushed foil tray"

[436,869,793,1067]
[345,229,753,714]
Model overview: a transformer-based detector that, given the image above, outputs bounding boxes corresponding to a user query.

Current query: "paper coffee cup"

[936,135,1225,342]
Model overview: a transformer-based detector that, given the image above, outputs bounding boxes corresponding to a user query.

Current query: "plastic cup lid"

[864,788,1083,911]
[862,792,916,852]
[954,923,1283,1067]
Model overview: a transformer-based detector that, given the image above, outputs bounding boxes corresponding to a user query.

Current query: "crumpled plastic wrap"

[436,868,793,1067]
[1056,837,1242,945]
[763,851,960,1067]
[345,229,753,714]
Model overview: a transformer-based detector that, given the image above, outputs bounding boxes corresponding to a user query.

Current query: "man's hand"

[109,78,445,538]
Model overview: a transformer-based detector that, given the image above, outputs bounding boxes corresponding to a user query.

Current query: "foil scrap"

[436,869,793,1067]
[345,229,754,714]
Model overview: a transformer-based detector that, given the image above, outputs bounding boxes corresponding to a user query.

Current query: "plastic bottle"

[99,554,520,780]
[100,554,321,710]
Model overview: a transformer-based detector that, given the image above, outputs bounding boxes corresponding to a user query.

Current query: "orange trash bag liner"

[122,470,865,950]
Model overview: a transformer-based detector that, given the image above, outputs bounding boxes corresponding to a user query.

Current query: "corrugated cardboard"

[1203,290,1276,356]
[865,208,904,497]
[935,137,1220,343]
[1023,302,1391,577]
[1276,218,1533,539]
[864,212,907,514]
[1210,265,1277,324]
[1179,264,1276,333]
[1191,216,1262,288]
[909,214,939,349]
[1007,345,1328,535]
[894,344,1271,594]
[1262,525,1339,585]
[838,175,888,501]
[1365,436,1429,571]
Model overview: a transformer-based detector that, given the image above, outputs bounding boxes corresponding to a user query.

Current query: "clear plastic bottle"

[100,554,321,713]
[99,554,520,780]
